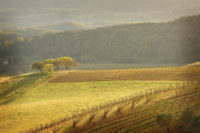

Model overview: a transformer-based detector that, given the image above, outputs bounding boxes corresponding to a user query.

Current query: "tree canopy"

[32,57,78,73]
[43,64,54,72]
[32,62,44,72]
[58,57,78,70]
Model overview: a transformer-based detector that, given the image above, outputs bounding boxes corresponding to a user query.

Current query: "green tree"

[180,110,194,124]
[44,59,55,64]
[58,57,77,70]
[156,114,173,133]
[53,59,62,70]
[32,62,44,73]
[178,110,195,133]
[43,64,54,73]
[44,58,57,70]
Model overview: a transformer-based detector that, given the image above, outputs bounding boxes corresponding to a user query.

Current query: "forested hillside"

[0,28,53,47]
[0,15,200,73]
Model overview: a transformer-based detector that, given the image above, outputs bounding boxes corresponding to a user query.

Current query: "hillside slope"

[0,70,182,133]
[0,15,200,66]
[37,22,88,31]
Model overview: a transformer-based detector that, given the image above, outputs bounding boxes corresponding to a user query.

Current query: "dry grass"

[0,79,179,133]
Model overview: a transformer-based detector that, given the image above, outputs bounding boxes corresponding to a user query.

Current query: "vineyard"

[25,80,200,133]
[1,66,200,133]
[82,83,200,133]
[49,67,200,83]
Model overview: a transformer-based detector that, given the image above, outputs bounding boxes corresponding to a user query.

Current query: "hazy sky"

[0,0,200,29]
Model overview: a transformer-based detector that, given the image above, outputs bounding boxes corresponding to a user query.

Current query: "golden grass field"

[0,66,200,133]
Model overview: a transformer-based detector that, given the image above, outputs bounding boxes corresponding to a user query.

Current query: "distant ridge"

[37,21,88,31]
[0,15,200,66]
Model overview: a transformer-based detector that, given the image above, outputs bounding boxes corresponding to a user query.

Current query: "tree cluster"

[32,57,78,73]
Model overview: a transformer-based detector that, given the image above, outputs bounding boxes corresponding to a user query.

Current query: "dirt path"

[0,72,35,84]
[0,77,11,84]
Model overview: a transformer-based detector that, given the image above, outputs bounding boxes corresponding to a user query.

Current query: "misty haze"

[0,0,200,133]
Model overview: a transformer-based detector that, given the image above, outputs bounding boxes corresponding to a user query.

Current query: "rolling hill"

[0,15,200,74]
[1,66,200,133]
[2,15,200,63]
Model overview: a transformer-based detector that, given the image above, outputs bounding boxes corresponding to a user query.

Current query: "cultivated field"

[49,67,200,83]
[0,66,200,133]
[27,81,200,133]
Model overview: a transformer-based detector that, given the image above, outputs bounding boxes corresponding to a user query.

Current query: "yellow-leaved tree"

[43,64,54,73]
[58,57,78,70]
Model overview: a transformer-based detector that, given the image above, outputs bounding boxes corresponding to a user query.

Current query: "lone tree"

[32,62,44,73]
[43,64,54,73]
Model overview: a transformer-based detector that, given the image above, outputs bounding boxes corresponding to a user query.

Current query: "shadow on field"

[0,73,49,105]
